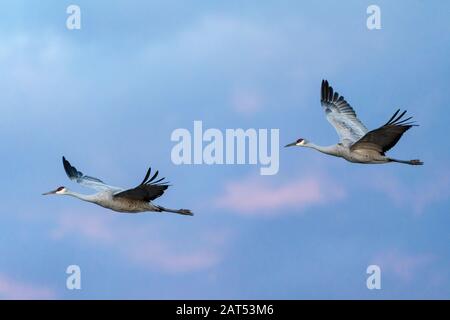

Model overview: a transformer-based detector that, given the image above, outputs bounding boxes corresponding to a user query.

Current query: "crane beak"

[285,142,297,147]
[42,189,57,195]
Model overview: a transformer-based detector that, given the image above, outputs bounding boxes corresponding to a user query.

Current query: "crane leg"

[156,205,193,216]
[388,158,423,165]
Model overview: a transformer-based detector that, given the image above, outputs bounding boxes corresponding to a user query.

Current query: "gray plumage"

[43,157,193,215]
[286,80,423,165]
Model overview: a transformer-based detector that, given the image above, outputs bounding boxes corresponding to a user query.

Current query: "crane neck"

[305,143,340,157]
[64,190,98,203]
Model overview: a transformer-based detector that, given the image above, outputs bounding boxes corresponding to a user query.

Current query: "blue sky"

[0,0,449,299]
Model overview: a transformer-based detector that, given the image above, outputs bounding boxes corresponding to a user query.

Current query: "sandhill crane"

[285,80,423,165]
[43,157,193,215]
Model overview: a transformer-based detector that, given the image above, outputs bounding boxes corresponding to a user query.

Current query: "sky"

[0,0,449,299]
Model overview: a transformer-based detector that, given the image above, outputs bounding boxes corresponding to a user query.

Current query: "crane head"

[42,186,67,195]
[285,138,307,147]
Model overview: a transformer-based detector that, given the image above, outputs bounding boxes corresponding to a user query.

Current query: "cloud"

[142,15,284,64]
[230,88,264,115]
[0,31,83,127]
[372,249,434,283]
[128,241,219,273]
[51,212,226,273]
[0,274,55,299]
[372,170,450,215]
[214,174,345,215]
[50,214,114,243]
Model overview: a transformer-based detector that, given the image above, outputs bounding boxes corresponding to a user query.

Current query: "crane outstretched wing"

[350,109,416,154]
[113,168,169,202]
[321,80,368,145]
[63,157,122,192]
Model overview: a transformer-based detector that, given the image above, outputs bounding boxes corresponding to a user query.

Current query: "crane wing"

[113,168,169,202]
[350,109,416,154]
[62,157,122,192]
[321,80,368,145]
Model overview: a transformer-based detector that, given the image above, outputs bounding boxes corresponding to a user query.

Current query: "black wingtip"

[138,167,170,187]
[386,109,418,127]
[140,167,152,185]
[149,170,159,183]
[62,156,82,180]
[321,79,329,102]
[62,156,69,168]
[152,177,166,184]
[62,157,72,177]
[385,109,402,126]
[62,156,72,170]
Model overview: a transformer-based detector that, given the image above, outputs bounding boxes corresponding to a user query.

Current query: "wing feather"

[320,80,368,145]
[350,109,417,154]
[62,157,122,192]
[113,168,169,202]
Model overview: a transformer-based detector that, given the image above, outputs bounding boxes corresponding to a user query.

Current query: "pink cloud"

[0,274,55,299]
[51,212,227,273]
[372,249,433,282]
[215,175,345,215]
[50,213,114,243]
[125,229,230,273]
[372,170,450,215]
[231,89,264,115]
[128,241,220,273]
